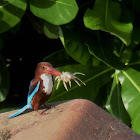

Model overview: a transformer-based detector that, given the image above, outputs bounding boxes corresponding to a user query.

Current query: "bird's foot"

[35,111,46,116]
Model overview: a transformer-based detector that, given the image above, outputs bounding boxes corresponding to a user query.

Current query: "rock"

[0,99,140,140]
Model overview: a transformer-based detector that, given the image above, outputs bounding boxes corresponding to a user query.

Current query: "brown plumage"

[30,62,62,115]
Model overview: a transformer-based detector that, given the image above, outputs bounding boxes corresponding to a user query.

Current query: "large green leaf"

[63,30,101,66]
[48,65,113,102]
[106,70,131,125]
[62,28,125,69]
[83,0,133,46]
[88,34,125,70]
[0,55,10,102]
[118,68,140,134]
[0,0,27,33]
[30,0,78,25]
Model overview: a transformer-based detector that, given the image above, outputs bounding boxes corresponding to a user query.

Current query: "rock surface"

[0,99,140,140]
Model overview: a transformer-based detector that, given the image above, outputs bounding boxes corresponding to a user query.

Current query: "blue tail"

[8,105,30,119]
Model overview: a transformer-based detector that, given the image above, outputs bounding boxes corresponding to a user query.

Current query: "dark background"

[0,14,63,110]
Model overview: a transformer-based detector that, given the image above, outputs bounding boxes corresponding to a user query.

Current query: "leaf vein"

[49,0,76,7]
[123,71,140,92]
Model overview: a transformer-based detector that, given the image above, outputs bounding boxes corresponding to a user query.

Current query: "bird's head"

[35,62,62,78]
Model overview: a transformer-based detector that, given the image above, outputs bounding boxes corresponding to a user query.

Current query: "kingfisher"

[8,62,62,119]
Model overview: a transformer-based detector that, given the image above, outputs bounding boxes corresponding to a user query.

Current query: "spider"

[55,71,86,91]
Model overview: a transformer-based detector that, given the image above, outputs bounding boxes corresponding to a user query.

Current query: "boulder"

[0,99,140,140]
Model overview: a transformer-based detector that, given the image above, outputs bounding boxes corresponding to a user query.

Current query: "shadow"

[30,0,56,9]
[2,1,26,19]
[0,20,11,33]
[40,100,70,114]
[13,100,69,117]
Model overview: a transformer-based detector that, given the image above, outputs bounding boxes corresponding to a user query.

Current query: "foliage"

[1,0,140,134]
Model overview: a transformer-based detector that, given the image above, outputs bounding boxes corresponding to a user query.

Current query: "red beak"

[46,67,62,76]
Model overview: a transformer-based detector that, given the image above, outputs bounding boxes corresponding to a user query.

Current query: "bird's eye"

[41,66,45,70]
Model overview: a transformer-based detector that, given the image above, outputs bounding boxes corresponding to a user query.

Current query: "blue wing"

[27,80,40,108]
[8,80,40,119]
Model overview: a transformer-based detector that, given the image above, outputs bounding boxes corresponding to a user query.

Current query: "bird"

[8,62,62,119]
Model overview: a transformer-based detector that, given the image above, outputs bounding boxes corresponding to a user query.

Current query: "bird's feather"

[8,80,40,119]
[27,80,40,106]
[8,105,30,119]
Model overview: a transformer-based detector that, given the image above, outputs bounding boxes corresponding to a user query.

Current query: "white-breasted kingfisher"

[8,62,62,119]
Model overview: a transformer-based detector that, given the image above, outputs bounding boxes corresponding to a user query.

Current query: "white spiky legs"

[55,71,86,91]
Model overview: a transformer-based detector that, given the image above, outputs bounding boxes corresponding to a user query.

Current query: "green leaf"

[43,21,60,39]
[63,30,101,66]
[0,55,10,102]
[30,0,79,25]
[0,0,27,33]
[48,65,113,103]
[132,104,140,134]
[43,49,77,67]
[106,70,131,125]
[88,33,125,70]
[83,0,133,46]
[118,68,140,134]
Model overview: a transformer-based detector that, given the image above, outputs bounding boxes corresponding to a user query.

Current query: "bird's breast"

[40,74,53,95]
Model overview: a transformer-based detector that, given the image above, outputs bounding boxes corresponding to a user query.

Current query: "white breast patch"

[41,74,53,95]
